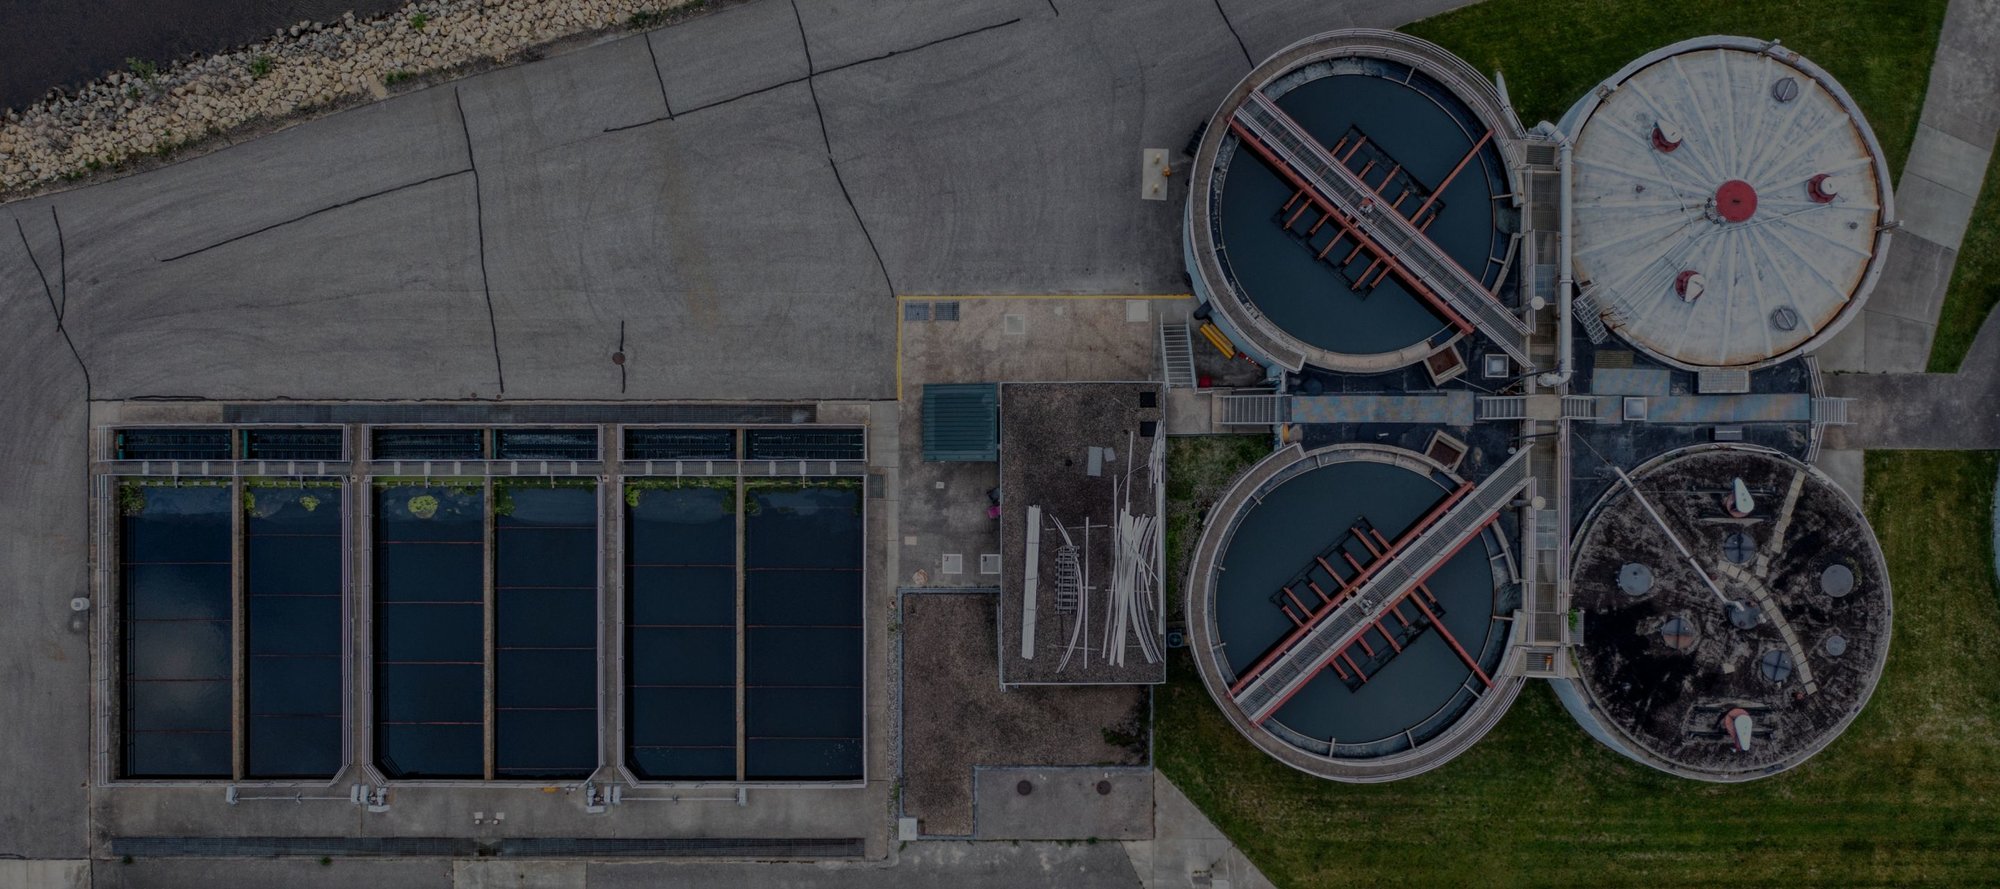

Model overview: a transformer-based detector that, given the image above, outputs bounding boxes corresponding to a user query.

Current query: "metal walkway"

[1231,91,1531,365]
[1229,447,1535,724]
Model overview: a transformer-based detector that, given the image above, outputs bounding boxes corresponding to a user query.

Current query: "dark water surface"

[1216,66,1506,355]
[1215,460,1499,746]
[373,483,484,779]
[494,483,598,778]
[122,483,233,777]
[745,484,863,781]
[244,482,344,778]
[626,483,738,780]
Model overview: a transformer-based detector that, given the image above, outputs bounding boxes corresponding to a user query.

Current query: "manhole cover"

[1096,780,1112,796]
[611,351,626,366]
[1618,563,1654,596]
[1722,531,1755,564]
[1016,781,1033,796]
[1822,563,1855,598]
[1759,649,1794,683]
[1824,633,1849,657]
[1660,616,1695,651]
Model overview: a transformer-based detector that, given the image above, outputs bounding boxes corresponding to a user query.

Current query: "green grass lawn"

[1159,444,2000,886]
[1155,4,1986,884]
[1403,0,1947,176]
[1924,155,2000,372]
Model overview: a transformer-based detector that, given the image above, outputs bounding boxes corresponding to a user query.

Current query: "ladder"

[1573,286,1612,345]
[1476,396,1528,421]
[1220,394,1288,426]
[1159,320,1197,388]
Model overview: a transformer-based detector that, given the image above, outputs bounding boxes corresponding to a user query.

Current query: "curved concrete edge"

[1558,35,1896,373]
[1183,442,1525,782]
[1560,442,1895,782]
[1184,28,1527,375]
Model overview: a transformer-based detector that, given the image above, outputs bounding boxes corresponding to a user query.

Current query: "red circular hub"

[1714,179,1758,222]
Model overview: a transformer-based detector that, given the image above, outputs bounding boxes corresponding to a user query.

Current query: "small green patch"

[242,491,257,514]
[383,70,416,87]
[408,11,429,30]
[250,54,274,80]
[126,57,159,82]
[407,494,439,519]
[117,483,148,517]
[299,494,321,512]
[625,9,672,30]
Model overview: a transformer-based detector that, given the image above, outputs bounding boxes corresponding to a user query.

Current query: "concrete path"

[1122,773,1276,889]
[1818,0,1999,375]
[1816,0,2000,454]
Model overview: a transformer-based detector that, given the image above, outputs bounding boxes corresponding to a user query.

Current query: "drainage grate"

[115,428,232,460]
[933,301,960,321]
[496,837,865,858]
[227,404,815,425]
[746,427,865,461]
[111,837,475,858]
[494,427,599,460]
[109,836,866,859]
[625,428,737,460]
[904,301,931,322]
[371,427,484,460]
[243,428,345,461]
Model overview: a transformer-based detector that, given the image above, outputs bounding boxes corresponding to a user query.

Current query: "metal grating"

[933,301,961,321]
[494,427,599,460]
[108,836,866,859]
[922,384,999,462]
[228,403,814,425]
[497,837,866,858]
[747,427,865,461]
[625,427,736,460]
[242,428,344,461]
[115,428,232,460]
[111,837,475,858]
[370,428,484,460]
[904,301,932,321]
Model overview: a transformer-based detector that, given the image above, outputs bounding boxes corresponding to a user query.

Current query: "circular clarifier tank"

[1561,37,1894,370]
[1185,30,1524,374]
[1185,444,1521,781]
[1558,445,1891,781]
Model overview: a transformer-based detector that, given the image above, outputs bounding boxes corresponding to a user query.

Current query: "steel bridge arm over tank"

[1229,447,1535,724]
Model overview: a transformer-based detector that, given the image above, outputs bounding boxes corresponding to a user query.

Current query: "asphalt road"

[0,0,403,111]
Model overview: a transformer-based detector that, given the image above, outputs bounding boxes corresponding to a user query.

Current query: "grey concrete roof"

[1566,37,1894,370]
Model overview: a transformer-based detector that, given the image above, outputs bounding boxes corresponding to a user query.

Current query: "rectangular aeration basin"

[744,479,864,780]
[373,482,486,778]
[625,478,740,780]
[492,480,599,778]
[244,480,345,778]
[120,481,234,777]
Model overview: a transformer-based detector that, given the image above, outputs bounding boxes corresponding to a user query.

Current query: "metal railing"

[1236,92,1531,363]
[1234,448,1534,721]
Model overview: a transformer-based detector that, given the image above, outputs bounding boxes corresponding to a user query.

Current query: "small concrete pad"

[1863,309,1938,375]
[1896,174,1981,249]
[0,861,88,889]
[974,767,1152,840]
[1122,773,1275,889]
[1142,149,1171,201]
[1905,123,1994,201]
[455,860,586,889]
[1916,36,2000,147]
[1814,449,1866,507]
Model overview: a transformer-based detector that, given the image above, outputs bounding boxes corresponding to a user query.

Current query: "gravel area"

[901,593,1146,837]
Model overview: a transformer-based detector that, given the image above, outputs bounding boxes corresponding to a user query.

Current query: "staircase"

[1160,320,1197,388]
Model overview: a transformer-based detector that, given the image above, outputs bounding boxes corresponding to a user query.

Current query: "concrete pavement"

[1819,0,1998,377]
[0,0,1480,879]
